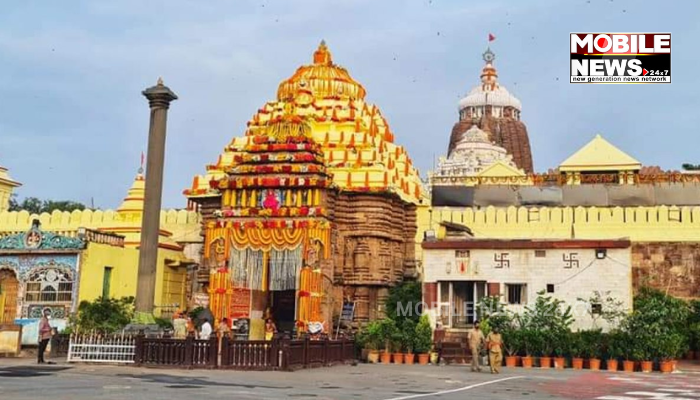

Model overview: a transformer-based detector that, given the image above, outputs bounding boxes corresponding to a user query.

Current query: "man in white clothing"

[200,320,213,340]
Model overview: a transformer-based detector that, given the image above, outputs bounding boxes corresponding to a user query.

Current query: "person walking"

[37,308,53,364]
[486,326,504,374]
[468,320,485,372]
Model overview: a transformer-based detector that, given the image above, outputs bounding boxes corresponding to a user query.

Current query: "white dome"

[459,85,522,111]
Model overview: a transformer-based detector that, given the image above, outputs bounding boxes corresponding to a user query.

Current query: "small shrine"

[185,41,423,338]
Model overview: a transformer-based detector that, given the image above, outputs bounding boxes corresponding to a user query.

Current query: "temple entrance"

[438,281,487,329]
[0,269,19,325]
[270,290,296,334]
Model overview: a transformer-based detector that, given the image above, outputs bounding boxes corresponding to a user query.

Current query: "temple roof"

[0,165,21,188]
[185,42,423,204]
[458,49,522,111]
[559,134,641,172]
[117,170,145,215]
[277,41,367,102]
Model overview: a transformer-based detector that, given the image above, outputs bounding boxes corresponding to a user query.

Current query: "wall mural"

[0,220,85,251]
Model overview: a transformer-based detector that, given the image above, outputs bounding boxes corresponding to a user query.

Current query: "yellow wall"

[416,205,700,260]
[0,209,201,244]
[78,242,139,302]
[79,242,188,316]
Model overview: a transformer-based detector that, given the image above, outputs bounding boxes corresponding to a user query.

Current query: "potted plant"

[636,334,653,373]
[605,331,622,372]
[521,329,535,368]
[503,329,521,367]
[360,321,383,363]
[538,330,553,369]
[581,329,603,370]
[569,331,585,370]
[402,320,416,365]
[621,332,637,373]
[658,332,684,373]
[552,330,568,369]
[414,315,432,365]
[378,319,397,364]
[391,326,404,364]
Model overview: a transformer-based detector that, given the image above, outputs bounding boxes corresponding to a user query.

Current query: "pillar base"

[132,311,156,325]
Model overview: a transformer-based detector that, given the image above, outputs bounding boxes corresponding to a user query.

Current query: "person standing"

[468,320,485,372]
[486,326,504,374]
[200,319,213,340]
[37,308,53,364]
[172,312,187,339]
[264,318,277,341]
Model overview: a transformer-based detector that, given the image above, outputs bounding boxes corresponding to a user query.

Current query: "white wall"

[423,246,632,331]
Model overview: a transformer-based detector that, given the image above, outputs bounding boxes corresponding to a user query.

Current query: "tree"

[8,196,86,213]
[385,281,422,325]
[682,163,700,171]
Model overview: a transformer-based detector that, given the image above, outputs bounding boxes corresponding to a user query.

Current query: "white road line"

[597,397,646,400]
[382,376,524,400]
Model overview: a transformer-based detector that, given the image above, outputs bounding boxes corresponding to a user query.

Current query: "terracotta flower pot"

[522,356,533,368]
[554,357,566,369]
[380,352,392,364]
[589,359,601,371]
[368,350,380,364]
[418,353,430,365]
[623,360,635,372]
[641,360,653,373]
[505,356,517,367]
[393,353,404,364]
[572,358,584,370]
[540,356,552,369]
[405,353,415,365]
[606,359,618,372]
[660,360,674,373]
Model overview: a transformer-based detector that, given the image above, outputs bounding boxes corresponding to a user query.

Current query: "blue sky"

[1,0,698,209]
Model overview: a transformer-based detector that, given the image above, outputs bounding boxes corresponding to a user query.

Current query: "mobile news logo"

[570,33,671,84]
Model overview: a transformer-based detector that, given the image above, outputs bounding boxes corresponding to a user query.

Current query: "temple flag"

[488,33,496,42]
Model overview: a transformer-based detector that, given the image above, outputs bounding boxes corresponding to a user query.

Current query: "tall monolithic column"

[134,78,177,319]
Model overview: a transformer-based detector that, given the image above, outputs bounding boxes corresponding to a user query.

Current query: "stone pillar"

[134,78,178,316]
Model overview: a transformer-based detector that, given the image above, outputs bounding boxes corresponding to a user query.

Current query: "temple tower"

[449,48,534,172]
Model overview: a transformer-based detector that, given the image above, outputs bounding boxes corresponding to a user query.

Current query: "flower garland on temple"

[214,206,326,218]
[213,176,332,190]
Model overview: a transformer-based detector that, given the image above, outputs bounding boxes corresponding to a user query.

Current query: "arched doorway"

[0,269,19,324]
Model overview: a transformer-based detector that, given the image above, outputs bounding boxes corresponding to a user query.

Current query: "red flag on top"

[488,33,496,42]
[140,152,145,169]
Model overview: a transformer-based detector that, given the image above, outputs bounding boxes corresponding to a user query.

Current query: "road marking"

[382,376,524,400]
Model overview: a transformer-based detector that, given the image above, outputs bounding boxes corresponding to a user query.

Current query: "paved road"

[1,360,699,400]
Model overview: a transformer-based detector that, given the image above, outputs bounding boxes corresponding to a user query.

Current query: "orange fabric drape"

[298,267,323,322]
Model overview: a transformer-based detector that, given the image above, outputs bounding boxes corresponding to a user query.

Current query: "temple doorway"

[270,290,296,334]
[0,269,19,325]
[438,281,487,329]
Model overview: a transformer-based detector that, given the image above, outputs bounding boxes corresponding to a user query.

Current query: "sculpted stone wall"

[632,242,700,300]
[333,192,417,322]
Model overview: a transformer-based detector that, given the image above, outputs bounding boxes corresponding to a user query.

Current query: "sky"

[1,0,698,209]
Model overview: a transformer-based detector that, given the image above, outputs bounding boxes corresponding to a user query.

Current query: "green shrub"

[580,329,603,359]
[385,282,422,325]
[414,315,433,354]
[605,331,623,360]
[503,328,523,357]
[568,331,585,358]
[70,296,134,334]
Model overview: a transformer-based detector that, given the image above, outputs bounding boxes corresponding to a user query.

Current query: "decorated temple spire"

[313,40,332,65]
[480,48,498,91]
